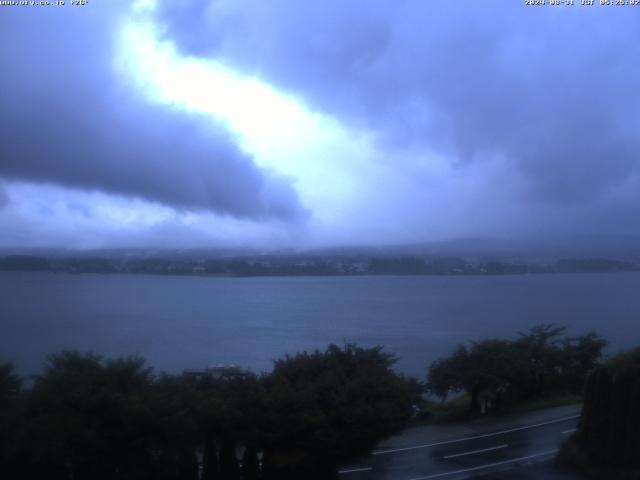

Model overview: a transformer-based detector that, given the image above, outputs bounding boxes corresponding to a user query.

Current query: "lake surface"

[1,272,639,378]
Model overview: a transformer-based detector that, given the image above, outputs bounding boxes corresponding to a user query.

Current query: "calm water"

[1,271,639,378]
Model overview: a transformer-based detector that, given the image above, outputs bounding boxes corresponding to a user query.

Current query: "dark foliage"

[260,344,421,476]
[0,362,26,478]
[577,348,640,470]
[26,352,156,479]
[427,324,606,413]
[0,344,419,479]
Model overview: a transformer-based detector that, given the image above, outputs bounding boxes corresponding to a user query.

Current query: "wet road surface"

[339,406,584,480]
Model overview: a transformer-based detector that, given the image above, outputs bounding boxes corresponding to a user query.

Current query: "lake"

[1,271,639,378]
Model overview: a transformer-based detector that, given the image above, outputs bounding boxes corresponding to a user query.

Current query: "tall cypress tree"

[578,347,640,469]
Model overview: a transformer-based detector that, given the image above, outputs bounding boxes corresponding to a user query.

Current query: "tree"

[219,434,240,480]
[0,363,26,478]
[241,445,260,480]
[148,374,200,480]
[0,362,22,403]
[559,332,607,392]
[427,345,470,400]
[428,340,524,413]
[427,325,606,414]
[261,344,421,478]
[191,372,266,480]
[27,351,156,480]
[514,324,567,397]
[202,430,219,480]
[577,347,640,470]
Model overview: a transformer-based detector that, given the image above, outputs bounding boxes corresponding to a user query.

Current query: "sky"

[1,0,639,250]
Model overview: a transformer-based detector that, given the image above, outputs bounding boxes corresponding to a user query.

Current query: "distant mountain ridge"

[1,234,639,262]
[2,249,639,277]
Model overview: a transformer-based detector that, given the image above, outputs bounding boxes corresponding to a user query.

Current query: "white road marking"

[561,428,577,435]
[372,414,579,455]
[407,449,558,480]
[338,466,373,474]
[442,444,508,459]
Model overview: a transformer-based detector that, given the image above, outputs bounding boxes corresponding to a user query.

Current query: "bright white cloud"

[115,12,392,231]
[112,7,519,246]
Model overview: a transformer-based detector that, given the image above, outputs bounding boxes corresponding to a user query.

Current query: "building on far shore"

[183,363,251,381]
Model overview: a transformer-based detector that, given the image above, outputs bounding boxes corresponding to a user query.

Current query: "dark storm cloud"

[157,1,640,211]
[0,5,307,221]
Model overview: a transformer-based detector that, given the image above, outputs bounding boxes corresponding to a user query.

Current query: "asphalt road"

[338,408,584,480]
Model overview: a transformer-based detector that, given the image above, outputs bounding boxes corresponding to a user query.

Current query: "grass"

[412,392,583,426]
[494,393,582,415]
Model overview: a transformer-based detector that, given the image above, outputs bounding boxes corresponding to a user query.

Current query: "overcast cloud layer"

[1,1,639,248]
[0,4,306,222]
[157,1,640,203]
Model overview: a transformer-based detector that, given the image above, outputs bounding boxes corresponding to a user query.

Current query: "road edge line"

[372,414,579,455]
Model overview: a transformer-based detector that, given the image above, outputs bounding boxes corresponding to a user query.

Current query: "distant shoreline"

[2,253,639,279]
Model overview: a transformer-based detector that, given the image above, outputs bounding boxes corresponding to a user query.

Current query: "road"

[338,405,584,480]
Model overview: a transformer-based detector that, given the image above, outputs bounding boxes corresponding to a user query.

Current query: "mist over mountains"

[2,234,639,278]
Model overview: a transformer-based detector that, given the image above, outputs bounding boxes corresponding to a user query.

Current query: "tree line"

[0,325,609,479]
[427,324,606,413]
[2,254,639,276]
[0,345,420,480]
